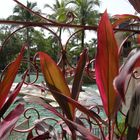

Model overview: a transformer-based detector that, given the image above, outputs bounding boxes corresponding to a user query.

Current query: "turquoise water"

[14,74,45,83]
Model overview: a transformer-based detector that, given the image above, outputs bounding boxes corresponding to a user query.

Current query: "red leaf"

[137,34,140,45]
[29,99,100,140]
[66,120,100,140]
[0,47,25,110]
[27,131,34,140]
[37,52,74,120]
[128,0,140,13]
[31,131,51,140]
[72,49,88,100]
[114,50,140,102]
[95,11,120,118]
[0,104,24,139]
[28,89,107,126]
[112,14,139,28]
[0,70,28,117]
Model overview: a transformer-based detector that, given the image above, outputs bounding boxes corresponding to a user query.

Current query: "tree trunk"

[81,18,85,49]
[26,27,30,83]
[81,29,85,49]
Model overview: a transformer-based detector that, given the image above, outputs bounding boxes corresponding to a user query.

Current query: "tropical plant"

[0,26,23,70]
[8,11,140,140]
[8,1,41,82]
[31,11,140,139]
[0,24,53,73]
[0,46,28,139]
[128,0,140,13]
[44,0,72,41]
[1,1,140,140]
[67,0,100,48]
[44,0,71,23]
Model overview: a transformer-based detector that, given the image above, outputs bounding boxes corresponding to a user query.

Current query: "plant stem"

[71,129,77,140]
[109,119,112,140]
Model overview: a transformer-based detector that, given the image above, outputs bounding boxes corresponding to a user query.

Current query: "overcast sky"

[0,0,135,19]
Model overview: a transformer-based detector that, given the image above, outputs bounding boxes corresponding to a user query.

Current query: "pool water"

[14,74,45,83]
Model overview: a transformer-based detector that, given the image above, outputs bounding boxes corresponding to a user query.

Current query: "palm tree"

[44,0,72,71]
[68,0,100,48]
[8,1,40,82]
[44,0,71,40]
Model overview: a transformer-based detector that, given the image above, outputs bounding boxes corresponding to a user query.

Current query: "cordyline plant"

[26,11,140,139]
[1,10,140,140]
[128,0,140,13]
[95,10,140,140]
[0,46,28,139]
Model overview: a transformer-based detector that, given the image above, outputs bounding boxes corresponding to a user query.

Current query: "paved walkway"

[11,83,102,107]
